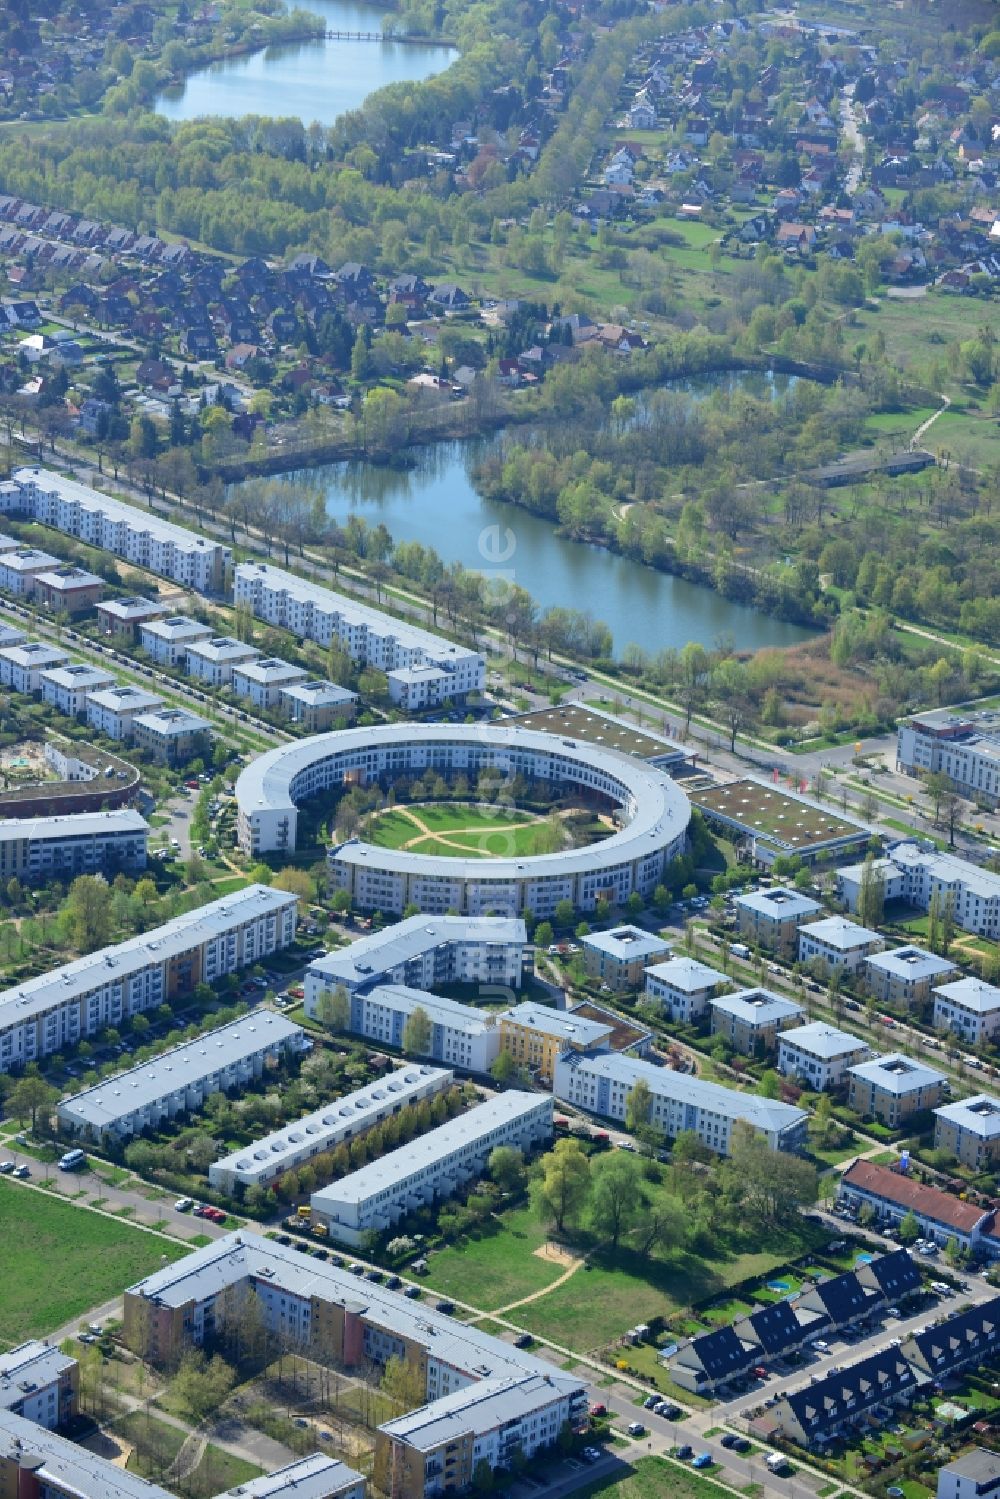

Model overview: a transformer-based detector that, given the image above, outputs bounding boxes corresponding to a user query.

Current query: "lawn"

[365,803,559,859]
[118,1412,263,1499]
[421,1207,570,1307]
[575,1455,737,1499]
[0,1182,189,1343]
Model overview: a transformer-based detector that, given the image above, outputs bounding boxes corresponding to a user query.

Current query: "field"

[423,1200,826,1352]
[692,779,867,854]
[576,1455,739,1499]
[365,802,565,858]
[0,1182,189,1345]
[115,1412,263,1499]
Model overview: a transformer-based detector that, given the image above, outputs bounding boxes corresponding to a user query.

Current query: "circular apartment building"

[235,723,690,917]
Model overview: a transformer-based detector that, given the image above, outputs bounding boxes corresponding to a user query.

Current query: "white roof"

[40,663,115,690]
[133,707,212,736]
[87,685,163,714]
[0,1409,174,1499]
[799,916,882,950]
[232,656,307,685]
[34,566,104,590]
[0,642,67,668]
[280,679,358,707]
[312,1093,550,1209]
[711,988,803,1026]
[0,1341,76,1412]
[735,886,821,918]
[14,467,228,557]
[779,1022,869,1060]
[579,925,671,961]
[0,547,59,572]
[140,616,213,643]
[310,915,525,989]
[503,1002,612,1046]
[186,635,259,664]
[935,1094,1000,1139]
[379,1371,581,1450]
[933,977,1000,1014]
[96,595,171,621]
[645,955,725,993]
[865,945,956,981]
[847,1053,945,1095]
[888,841,1000,904]
[212,1455,364,1499]
[0,810,148,843]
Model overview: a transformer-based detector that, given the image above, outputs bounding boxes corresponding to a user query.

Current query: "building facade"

[846,1054,945,1126]
[139,616,214,668]
[709,989,803,1054]
[863,946,957,1007]
[933,978,1000,1045]
[777,1023,872,1090]
[0,810,148,883]
[734,887,821,954]
[797,917,884,973]
[643,956,726,1022]
[0,1343,77,1429]
[838,842,1000,940]
[499,1003,612,1083]
[934,1095,1000,1169]
[132,707,212,765]
[578,926,671,989]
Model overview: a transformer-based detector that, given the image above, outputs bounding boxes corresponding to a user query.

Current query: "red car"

[589,1404,607,1418]
[753,1366,768,1379]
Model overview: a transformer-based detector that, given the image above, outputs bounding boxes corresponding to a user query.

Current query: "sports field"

[365,803,566,858]
[0,1181,189,1345]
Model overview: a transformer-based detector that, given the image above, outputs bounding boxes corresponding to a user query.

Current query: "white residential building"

[863,946,957,1006]
[7,468,231,593]
[933,977,1000,1045]
[553,1051,808,1155]
[798,916,884,973]
[185,636,260,688]
[139,616,213,669]
[132,707,212,765]
[0,1342,77,1428]
[936,1447,1000,1499]
[643,956,727,1022]
[710,989,803,1054]
[39,662,115,718]
[934,1094,1000,1170]
[58,1012,308,1141]
[214,1456,365,1499]
[839,842,1000,940]
[386,663,453,711]
[328,983,501,1073]
[234,561,485,703]
[0,641,68,692]
[847,1053,946,1127]
[87,684,164,741]
[0,546,60,597]
[0,884,297,1071]
[777,1022,872,1090]
[0,810,148,883]
[0,623,24,649]
[897,708,1000,808]
[279,678,358,731]
[306,915,528,1001]
[230,656,308,711]
[310,1092,553,1243]
[734,886,821,952]
[209,1064,453,1192]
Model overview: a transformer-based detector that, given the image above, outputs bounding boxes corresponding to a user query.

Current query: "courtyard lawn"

[366,803,561,859]
[0,1182,188,1345]
[575,1455,738,1499]
[421,1207,570,1308]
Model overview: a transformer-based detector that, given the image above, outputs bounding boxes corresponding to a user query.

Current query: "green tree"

[553,900,575,930]
[625,1077,653,1135]
[856,853,885,929]
[588,1150,644,1248]
[62,875,112,952]
[490,1050,518,1087]
[403,1005,432,1056]
[489,1145,526,1196]
[315,985,350,1034]
[534,921,554,949]
[531,1138,591,1234]
[381,1354,427,1411]
[723,1122,817,1224]
[8,1075,58,1131]
[898,1210,920,1245]
[171,1351,235,1423]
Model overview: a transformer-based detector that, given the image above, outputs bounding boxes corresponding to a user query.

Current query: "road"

[840,84,864,196]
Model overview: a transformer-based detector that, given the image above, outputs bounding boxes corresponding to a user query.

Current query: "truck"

[296,1205,312,1220]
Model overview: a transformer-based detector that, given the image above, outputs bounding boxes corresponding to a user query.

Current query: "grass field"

[0,1182,189,1345]
[365,803,562,859]
[118,1411,263,1498]
[575,1455,737,1499]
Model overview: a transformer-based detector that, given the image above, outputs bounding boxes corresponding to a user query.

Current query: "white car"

[0,1161,14,1174]
[174,1197,194,1212]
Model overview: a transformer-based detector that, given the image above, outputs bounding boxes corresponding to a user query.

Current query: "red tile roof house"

[839,1158,1000,1257]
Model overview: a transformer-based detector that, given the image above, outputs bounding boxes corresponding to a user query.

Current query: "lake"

[263,372,817,657]
[156,0,458,128]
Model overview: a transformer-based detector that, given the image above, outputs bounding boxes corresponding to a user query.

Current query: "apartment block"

[839,1159,996,1253]
[499,1002,612,1083]
[0,1342,77,1429]
[33,565,104,615]
[0,640,68,692]
[230,656,308,711]
[643,955,726,1022]
[553,1050,808,1155]
[846,1053,946,1126]
[734,886,821,954]
[386,663,453,712]
[185,635,260,688]
[578,925,671,990]
[777,1022,872,1090]
[933,977,1000,1045]
[936,1449,1000,1499]
[897,708,1000,808]
[0,884,296,1071]
[934,1095,1000,1169]
[310,1093,553,1244]
[214,1457,366,1499]
[0,810,148,884]
[95,594,171,641]
[234,561,485,703]
[139,615,213,669]
[87,684,164,741]
[39,662,115,718]
[0,1409,175,1499]
[58,1011,307,1141]
[8,467,231,593]
[0,545,60,596]
[797,916,884,973]
[133,707,212,766]
[325,983,500,1074]
[307,916,528,1002]
[838,841,1000,939]
[863,946,958,1007]
[209,1064,453,1192]
[709,988,803,1054]
[279,678,358,730]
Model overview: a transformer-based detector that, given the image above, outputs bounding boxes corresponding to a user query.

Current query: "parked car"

[589,1404,607,1418]
[435,1299,455,1314]
[675,1445,693,1461]
[627,1422,645,1438]
[692,1454,713,1470]
[174,1198,193,1212]
[12,1164,28,1179]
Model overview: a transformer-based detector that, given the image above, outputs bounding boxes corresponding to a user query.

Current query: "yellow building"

[499,1002,613,1083]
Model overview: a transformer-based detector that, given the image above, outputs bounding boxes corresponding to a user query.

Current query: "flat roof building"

[39,662,115,718]
[139,615,213,669]
[934,1095,1000,1170]
[0,884,297,1071]
[0,1408,175,1499]
[209,1064,452,1192]
[8,468,231,594]
[936,1447,1000,1499]
[306,915,527,1000]
[579,925,672,990]
[838,841,1000,939]
[644,955,727,1022]
[933,977,1000,1045]
[327,981,501,1075]
[0,546,60,597]
[0,641,68,693]
[847,1053,946,1126]
[311,1092,553,1243]
[0,810,148,884]
[710,988,803,1054]
[234,561,485,705]
[798,916,884,973]
[33,565,104,616]
[87,684,164,741]
[897,707,1000,810]
[214,1456,365,1499]
[280,678,358,731]
[58,1011,308,1141]
[778,1022,872,1090]
[553,1050,808,1155]
[863,945,957,1007]
[0,1342,77,1429]
[510,703,691,769]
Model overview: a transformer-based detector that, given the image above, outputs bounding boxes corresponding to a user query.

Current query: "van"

[730,943,751,959]
[765,1454,789,1474]
[58,1148,86,1171]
